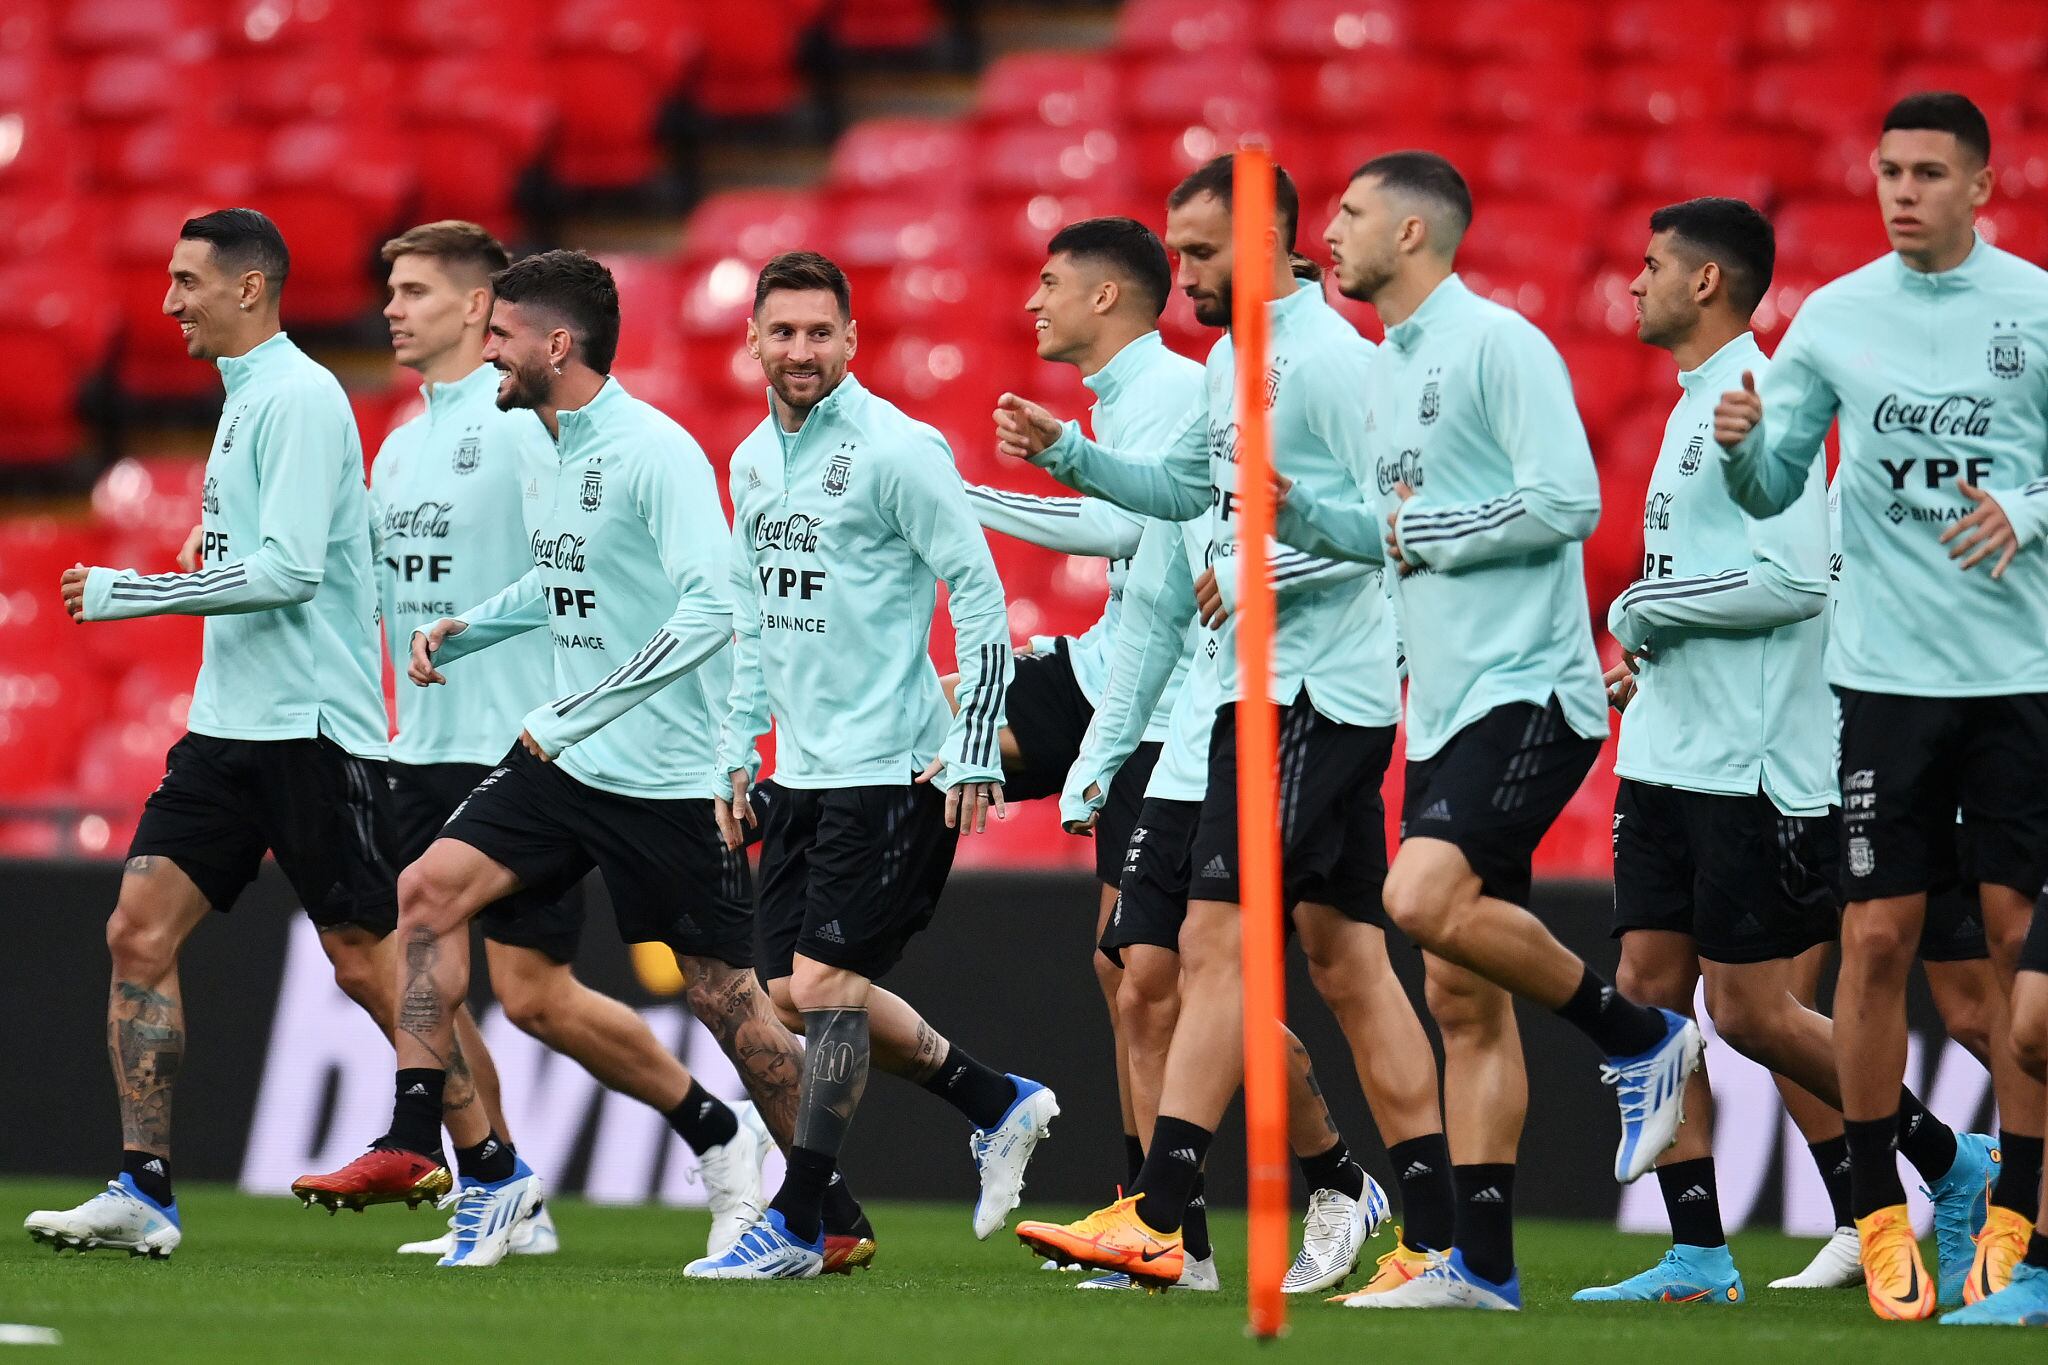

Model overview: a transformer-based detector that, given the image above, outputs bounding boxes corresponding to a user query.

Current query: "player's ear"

[1094,278,1119,316]
[1971,161,1994,208]
[238,269,265,311]
[1695,260,1722,308]
[844,316,858,359]
[466,286,492,329]
[745,315,760,359]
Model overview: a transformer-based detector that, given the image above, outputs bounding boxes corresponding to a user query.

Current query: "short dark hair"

[1647,197,1776,318]
[1166,154,1301,251]
[1350,151,1474,247]
[1882,91,1992,166]
[381,220,511,281]
[1046,216,1171,316]
[489,249,621,374]
[753,250,852,320]
[180,207,290,295]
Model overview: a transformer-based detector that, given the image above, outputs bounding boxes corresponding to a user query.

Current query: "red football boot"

[292,1148,452,1213]
[822,1233,877,1274]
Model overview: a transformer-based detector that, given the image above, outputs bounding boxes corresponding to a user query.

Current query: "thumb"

[996,392,1021,412]
[914,756,944,784]
[1957,479,1984,500]
[1741,370,1757,394]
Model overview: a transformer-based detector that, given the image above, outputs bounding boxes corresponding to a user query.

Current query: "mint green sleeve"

[1272,483,1390,565]
[84,385,338,621]
[1719,313,1837,518]
[521,446,733,759]
[1030,406,1210,521]
[431,567,546,666]
[1210,538,1375,614]
[1396,326,1600,571]
[1984,474,2048,548]
[1272,364,1388,566]
[965,486,1145,558]
[883,433,1012,789]
[1060,518,1196,824]
[716,509,769,782]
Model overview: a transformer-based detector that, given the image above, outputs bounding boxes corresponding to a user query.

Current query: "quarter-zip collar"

[1892,232,1989,295]
[422,360,499,419]
[552,376,625,461]
[216,330,293,394]
[1677,331,1763,395]
[1383,274,1470,356]
[1084,331,1166,403]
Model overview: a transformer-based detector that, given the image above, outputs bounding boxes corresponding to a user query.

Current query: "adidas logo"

[1467,1186,1504,1203]
[747,466,762,488]
[1419,799,1451,821]
[1675,1184,1712,1203]
[478,1140,498,1159]
[815,920,846,945]
[1168,1146,1200,1165]
[405,1083,430,1096]
[1401,1161,1433,1179]
[1201,855,1229,879]
[698,1101,716,1120]
[143,1159,166,1175]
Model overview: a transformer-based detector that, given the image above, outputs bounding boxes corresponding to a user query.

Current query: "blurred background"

[3,0,2046,873]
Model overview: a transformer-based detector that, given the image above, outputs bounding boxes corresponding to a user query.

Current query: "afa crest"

[1680,429,1706,475]
[823,444,853,496]
[1263,367,1281,409]
[579,468,603,512]
[452,431,481,474]
[1418,381,1440,425]
[1989,322,2026,379]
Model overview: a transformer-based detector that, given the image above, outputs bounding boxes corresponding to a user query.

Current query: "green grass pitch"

[0,1179,2036,1363]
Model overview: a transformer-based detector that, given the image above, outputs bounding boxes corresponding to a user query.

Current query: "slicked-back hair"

[490,249,621,374]
[180,207,290,294]
[1046,216,1171,317]
[1350,151,1474,247]
[1882,90,1992,166]
[1166,154,1302,250]
[754,250,852,320]
[1648,196,1776,318]
[380,220,511,282]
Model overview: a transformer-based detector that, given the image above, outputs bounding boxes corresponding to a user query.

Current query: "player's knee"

[494,971,557,1039]
[765,977,801,1031]
[326,948,384,1011]
[1840,909,1918,976]
[104,904,178,981]
[788,959,862,1012]
[1701,980,1775,1057]
[2009,987,2048,1078]
[1092,946,1121,1004]
[1380,865,1453,944]
[396,860,467,932]
[1616,954,1692,1013]
[1423,972,1500,1039]
[1177,909,1239,983]
[1116,959,1176,1034]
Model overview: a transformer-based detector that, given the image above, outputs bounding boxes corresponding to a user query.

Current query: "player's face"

[162,238,242,360]
[482,299,557,411]
[1629,231,1698,349]
[384,253,475,372]
[1323,177,1399,303]
[1876,129,1992,260]
[1164,192,1234,328]
[749,288,855,415]
[1027,253,1099,363]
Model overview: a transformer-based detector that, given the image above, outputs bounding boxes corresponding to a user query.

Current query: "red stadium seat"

[381,0,546,54]
[217,0,371,54]
[1632,129,1808,206]
[1273,56,1452,130]
[681,190,823,266]
[91,455,207,557]
[1887,64,2027,135]
[1478,131,1631,209]
[1976,203,2048,266]
[1750,0,1899,59]
[828,118,974,199]
[1598,66,1732,131]
[75,51,185,126]
[1751,272,1834,342]
[1456,61,1597,131]
[1992,131,2048,203]
[975,52,1119,130]
[1909,1,2048,70]
[225,49,399,123]
[978,188,1151,270]
[971,124,1129,198]
[1122,54,1277,198]
[598,253,687,371]
[1747,62,1888,137]
[692,2,819,119]
[1459,198,1597,275]
[831,0,941,53]
[1260,0,1413,59]
[1115,0,1257,59]
[1599,0,1742,62]
[1457,264,1589,330]
[60,0,207,54]
[1419,0,1595,62]
[1774,197,1890,278]
[821,199,975,273]
[1554,333,1657,440]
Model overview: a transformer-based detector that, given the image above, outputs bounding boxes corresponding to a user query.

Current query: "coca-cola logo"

[381,500,454,539]
[1643,491,1673,531]
[752,511,822,553]
[1872,393,1993,438]
[1376,448,1424,495]
[530,530,587,571]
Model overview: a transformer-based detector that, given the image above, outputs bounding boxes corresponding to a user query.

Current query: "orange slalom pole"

[1231,146,1287,1342]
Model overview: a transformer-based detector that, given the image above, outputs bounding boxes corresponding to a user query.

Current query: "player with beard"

[1715,93,2048,1324]
[29,209,507,1260]
[686,251,1056,1280]
[1001,157,1450,1293]
[359,221,778,1262]
[293,250,821,1269]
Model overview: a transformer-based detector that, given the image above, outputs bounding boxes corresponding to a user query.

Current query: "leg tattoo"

[683,958,804,1149]
[794,1007,870,1159]
[110,981,183,1154]
[397,925,450,1066]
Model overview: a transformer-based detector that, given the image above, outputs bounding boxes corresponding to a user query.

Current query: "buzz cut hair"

[179,207,290,295]
[489,249,621,374]
[1648,196,1776,319]
[1046,216,1172,317]
[380,220,511,283]
[753,250,852,320]
[1167,154,1302,251]
[1350,151,1474,250]
[1882,90,1992,166]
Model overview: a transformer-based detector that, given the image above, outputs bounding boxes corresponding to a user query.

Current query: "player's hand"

[1942,480,2022,579]
[408,618,467,686]
[59,563,91,623]
[1270,469,1294,512]
[1714,370,1762,450]
[713,768,756,851]
[1604,660,1637,713]
[518,729,553,763]
[1061,783,1104,836]
[1385,481,1415,575]
[993,392,1063,461]
[175,524,204,572]
[948,780,1006,834]
[1194,566,1230,627]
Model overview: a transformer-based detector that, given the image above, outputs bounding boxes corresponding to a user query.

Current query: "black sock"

[1656,1157,1725,1248]
[1296,1138,1366,1201]
[454,1132,515,1183]
[821,1170,873,1240]
[1453,1163,1516,1285]
[121,1149,172,1208]
[1182,1173,1213,1261]
[1991,1131,2044,1217]
[665,1079,740,1155]
[1894,1089,1958,1182]
[918,1044,1016,1130]
[1123,1134,1145,1191]
[1387,1134,1456,1253]
[380,1068,445,1160]
[768,1145,835,1245]
[1845,1113,1907,1218]
[1553,967,1670,1056]
[1810,1135,1855,1229]
[2026,1231,2048,1271]
[1131,1116,1211,1234]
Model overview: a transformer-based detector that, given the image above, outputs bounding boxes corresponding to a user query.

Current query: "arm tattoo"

[110,980,183,1153]
[682,958,803,1150]
[794,1006,870,1158]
